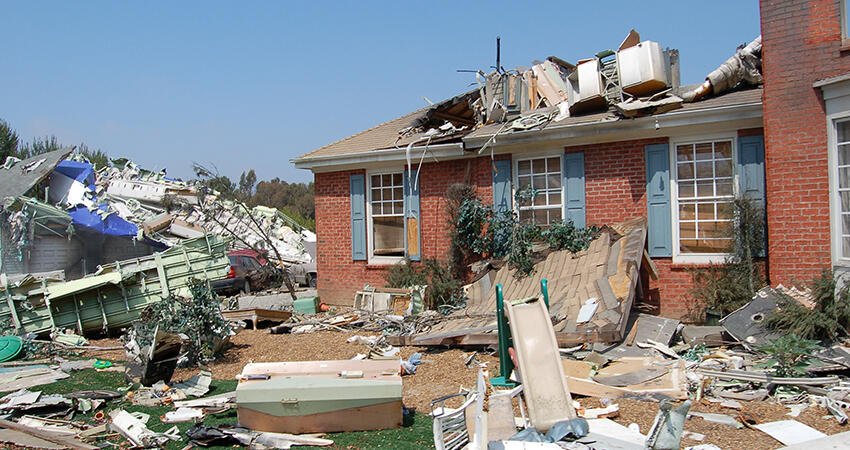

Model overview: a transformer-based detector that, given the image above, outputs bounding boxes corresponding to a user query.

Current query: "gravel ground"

[87,329,849,449]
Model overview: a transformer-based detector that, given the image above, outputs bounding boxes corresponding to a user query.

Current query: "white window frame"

[366,168,406,265]
[513,151,564,227]
[670,134,738,264]
[829,113,850,267]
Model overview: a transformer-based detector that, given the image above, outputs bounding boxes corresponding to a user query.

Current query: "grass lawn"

[24,369,435,450]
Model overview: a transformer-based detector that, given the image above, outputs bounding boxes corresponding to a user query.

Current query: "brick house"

[760,0,850,285]
[295,62,768,320]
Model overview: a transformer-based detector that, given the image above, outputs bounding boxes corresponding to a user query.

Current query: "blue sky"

[1,1,760,183]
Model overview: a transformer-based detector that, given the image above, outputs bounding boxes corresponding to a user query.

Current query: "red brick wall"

[760,0,850,283]
[314,156,495,305]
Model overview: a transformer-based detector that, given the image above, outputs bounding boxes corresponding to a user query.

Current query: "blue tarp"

[54,160,139,237]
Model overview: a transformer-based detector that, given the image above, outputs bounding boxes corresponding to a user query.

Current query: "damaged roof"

[0,149,72,203]
[294,90,478,162]
[464,86,763,144]
[295,86,762,165]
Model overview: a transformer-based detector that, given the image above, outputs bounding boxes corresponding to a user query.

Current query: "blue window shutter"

[737,135,765,204]
[349,174,367,261]
[645,143,672,257]
[403,169,421,261]
[738,135,766,256]
[563,152,586,228]
[493,159,512,213]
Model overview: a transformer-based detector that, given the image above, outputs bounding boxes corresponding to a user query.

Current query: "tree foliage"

[767,270,850,341]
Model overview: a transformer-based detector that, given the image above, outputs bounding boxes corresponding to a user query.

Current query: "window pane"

[393,173,403,185]
[715,159,733,177]
[382,174,391,185]
[534,209,548,225]
[547,174,561,189]
[842,191,850,212]
[518,175,531,190]
[838,121,850,143]
[519,209,533,223]
[532,158,545,173]
[677,144,693,162]
[840,143,850,165]
[679,182,695,198]
[518,160,531,175]
[548,192,561,205]
[844,237,850,259]
[696,180,714,197]
[373,216,404,256]
[699,221,728,239]
[697,203,714,219]
[533,175,546,190]
[679,221,696,239]
[393,202,403,215]
[714,141,733,159]
[716,202,734,220]
[677,163,694,180]
[680,203,695,220]
[695,143,713,160]
[547,157,560,172]
[371,175,382,187]
[534,192,547,206]
[695,161,713,179]
[716,179,734,196]
[550,208,562,223]
[843,214,850,235]
[841,167,850,189]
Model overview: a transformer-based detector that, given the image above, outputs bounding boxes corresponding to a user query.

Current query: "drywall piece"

[753,420,826,446]
[576,298,599,323]
[487,390,517,441]
[505,296,576,431]
[582,418,645,450]
[0,428,64,449]
[776,430,850,449]
[688,412,743,429]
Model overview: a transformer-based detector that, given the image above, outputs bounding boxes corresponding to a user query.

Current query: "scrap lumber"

[697,368,840,385]
[0,419,98,450]
[410,218,647,347]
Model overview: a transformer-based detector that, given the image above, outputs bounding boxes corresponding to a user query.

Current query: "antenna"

[496,36,501,73]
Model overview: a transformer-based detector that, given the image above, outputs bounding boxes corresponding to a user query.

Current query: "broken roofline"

[293,97,762,171]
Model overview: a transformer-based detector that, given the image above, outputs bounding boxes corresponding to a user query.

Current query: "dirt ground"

[87,329,848,449]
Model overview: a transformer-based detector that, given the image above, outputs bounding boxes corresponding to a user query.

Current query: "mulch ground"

[87,329,848,449]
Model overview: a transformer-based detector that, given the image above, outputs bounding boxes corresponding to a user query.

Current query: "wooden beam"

[0,419,98,450]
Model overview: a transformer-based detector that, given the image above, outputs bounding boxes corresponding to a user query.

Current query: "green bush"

[757,334,819,377]
[386,258,465,311]
[767,270,850,341]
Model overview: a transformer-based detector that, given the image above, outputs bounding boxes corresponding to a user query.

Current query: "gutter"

[292,142,466,171]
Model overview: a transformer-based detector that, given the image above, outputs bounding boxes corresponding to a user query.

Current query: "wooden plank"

[0,419,98,450]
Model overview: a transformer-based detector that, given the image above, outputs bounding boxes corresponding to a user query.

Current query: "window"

[674,139,735,256]
[835,121,850,259]
[516,156,562,226]
[368,172,405,258]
